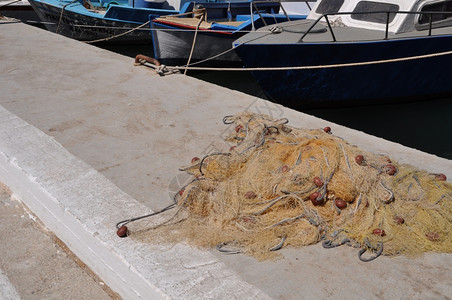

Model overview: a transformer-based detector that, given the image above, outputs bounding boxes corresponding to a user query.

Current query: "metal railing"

[250,0,312,31]
[299,10,452,43]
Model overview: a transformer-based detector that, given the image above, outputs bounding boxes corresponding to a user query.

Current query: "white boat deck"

[1,21,451,299]
[235,18,452,44]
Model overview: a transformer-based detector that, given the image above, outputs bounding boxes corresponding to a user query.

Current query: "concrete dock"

[1,20,451,299]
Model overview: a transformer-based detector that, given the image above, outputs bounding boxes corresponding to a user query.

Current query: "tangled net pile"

[133,113,452,261]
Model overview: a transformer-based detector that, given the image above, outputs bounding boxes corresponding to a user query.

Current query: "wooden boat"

[151,1,308,66]
[233,0,452,108]
[28,0,178,43]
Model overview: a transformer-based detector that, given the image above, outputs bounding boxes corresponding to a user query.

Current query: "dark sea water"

[99,44,452,160]
[192,70,452,160]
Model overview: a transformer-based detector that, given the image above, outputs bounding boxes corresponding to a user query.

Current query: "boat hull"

[28,0,153,43]
[234,35,452,108]
[151,21,241,66]
[0,0,42,24]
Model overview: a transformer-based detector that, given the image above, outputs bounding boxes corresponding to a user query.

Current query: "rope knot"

[157,64,168,75]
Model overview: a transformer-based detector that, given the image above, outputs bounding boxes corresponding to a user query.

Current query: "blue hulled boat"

[150,1,310,66]
[233,0,452,108]
[28,0,178,43]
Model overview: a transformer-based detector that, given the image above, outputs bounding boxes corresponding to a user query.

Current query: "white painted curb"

[0,106,269,299]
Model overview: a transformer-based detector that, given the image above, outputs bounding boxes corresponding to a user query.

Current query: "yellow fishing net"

[132,113,452,261]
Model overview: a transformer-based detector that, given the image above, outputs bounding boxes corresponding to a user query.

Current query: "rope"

[159,49,452,72]
[39,21,288,34]
[134,17,451,74]
[55,0,150,43]
[39,22,263,33]
[56,0,78,34]
[358,241,383,262]
[158,10,201,18]
[84,20,150,43]
[184,12,205,74]
[115,202,176,229]
[184,31,273,67]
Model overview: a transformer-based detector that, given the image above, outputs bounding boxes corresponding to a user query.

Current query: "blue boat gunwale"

[150,0,307,34]
[28,0,183,43]
[152,13,302,35]
[29,0,179,23]
[103,4,178,22]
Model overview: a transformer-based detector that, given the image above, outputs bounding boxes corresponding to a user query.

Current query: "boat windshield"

[315,0,345,14]
[418,0,452,24]
[350,1,399,24]
[308,0,452,33]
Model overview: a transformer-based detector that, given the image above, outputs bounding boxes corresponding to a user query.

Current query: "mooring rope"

[55,0,152,43]
[51,4,262,43]
[84,20,151,43]
[24,21,261,34]
[50,3,452,71]
[184,12,205,74]
[184,31,274,67]
[150,49,452,73]
[56,0,78,34]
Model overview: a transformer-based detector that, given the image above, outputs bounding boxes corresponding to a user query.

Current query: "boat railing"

[299,10,452,42]
[250,0,311,31]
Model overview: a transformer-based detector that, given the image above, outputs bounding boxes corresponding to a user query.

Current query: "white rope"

[182,32,273,67]
[56,0,78,34]
[184,12,205,74]
[37,22,261,33]
[182,37,265,68]
[164,49,452,72]
[49,5,452,71]
[84,20,150,43]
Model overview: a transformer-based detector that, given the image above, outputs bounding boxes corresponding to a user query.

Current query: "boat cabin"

[307,0,452,33]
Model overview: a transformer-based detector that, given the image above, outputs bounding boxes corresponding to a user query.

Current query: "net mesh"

[133,113,452,261]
